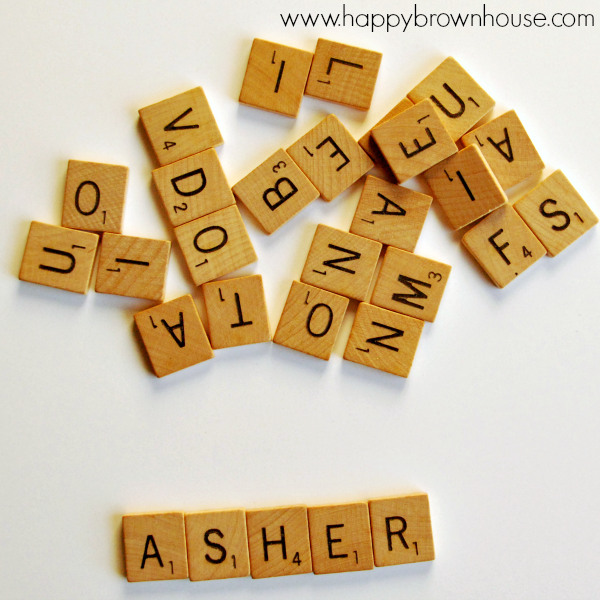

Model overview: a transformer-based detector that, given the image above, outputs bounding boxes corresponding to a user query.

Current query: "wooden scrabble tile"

[174,205,257,287]
[300,224,381,301]
[95,233,170,301]
[305,39,382,111]
[408,57,495,142]
[371,247,452,322]
[202,275,271,349]
[232,148,319,234]
[239,39,313,118]
[372,99,458,183]
[185,509,250,581]
[123,512,188,582]
[19,222,99,294]
[308,502,374,575]
[461,110,545,190]
[246,506,312,579]
[273,281,349,361]
[462,204,546,288]
[358,97,414,172]
[423,144,507,230]
[343,303,424,378]
[350,175,432,251]
[134,295,214,378]
[287,114,373,202]
[513,170,598,257]
[152,149,235,227]
[139,87,223,167]
[369,493,435,567]
[61,160,128,233]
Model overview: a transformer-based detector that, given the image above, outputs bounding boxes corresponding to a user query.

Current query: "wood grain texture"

[273,281,349,361]
[232,148,319,234]
[202,274,271,349]
[424,144,507,230]
[174,205,257,287]
[246,506,313,579]
[123,512,188,582]
[300,224,381,301]
[61,160,128,233]
[371,247,452,322]
[343,303,424,378]
[369,493,435,567]
[462,204,546,288]
[408,57,495,141]
[152,149,234,227]
[513,170,598,257]
[19,221,99,294]
[350,175,432,251]
[185,509,250,581]
[139,87,223,166]
[239,39,313,118]
[372,99,458,183]
[307,502,374,575]
[134,295,214,378]
[305,39,382,110]
[95,233,170,301]
[461,110,545,190]
[287,114,373,202]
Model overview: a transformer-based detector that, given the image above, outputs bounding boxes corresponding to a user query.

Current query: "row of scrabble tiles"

[123,492,434,582]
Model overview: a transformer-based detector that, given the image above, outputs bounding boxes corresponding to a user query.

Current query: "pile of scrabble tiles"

[123,492,434,581]
[19,38,598,383]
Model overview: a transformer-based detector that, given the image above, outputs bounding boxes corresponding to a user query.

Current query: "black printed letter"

[204,529,227,564]
[326,524,348,559]
[262,526,286,561]
[141,535,164,569]
[539,199,570,231]
[488,229,511,265]
[385,516,409,551]
[171,168,206,197]
[263,177,298,211]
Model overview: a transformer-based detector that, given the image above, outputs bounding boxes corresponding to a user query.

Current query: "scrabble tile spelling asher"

[61,160,128,233]
[344,303,424,378]
[246,506,313,578]
[95,233,171,301]
[232,149,319,234]
[301,224,382,302]
[139,87,223,167]
[371,247,452,323]
[462,204,546,288]
[134,295,214,378]
[372,99,458,184]
[185,509,250,581]
[424,144,507,231]
[305,39,382,110]
[408,57,495,142]
[239,39,313,118]
[152,149,235,228]
[174,205,257,287]
[369,493,435,567]
[19,222,99,294]
[273,281,349,361]
[350,175,432,252]
[123,512,188,582]
[202,275,271,349]
[513,170,598,257]
[287,114,374,202]
[308,502,374,575]
[461,110,545,190]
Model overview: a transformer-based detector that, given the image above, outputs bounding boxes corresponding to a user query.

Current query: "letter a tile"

[123,512,188,582]
[19,222,99,294]
[344,303,424,378]
[372,99,458,183]
[232,148,319,234]
[461,204,546,288]
[246,506,312,579]
[134,295,214,377]
[287,114,373,202]
[369,493,435,567]
[273,281,349,361]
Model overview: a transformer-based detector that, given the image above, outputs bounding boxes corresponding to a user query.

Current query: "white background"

[1,1,599,598]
